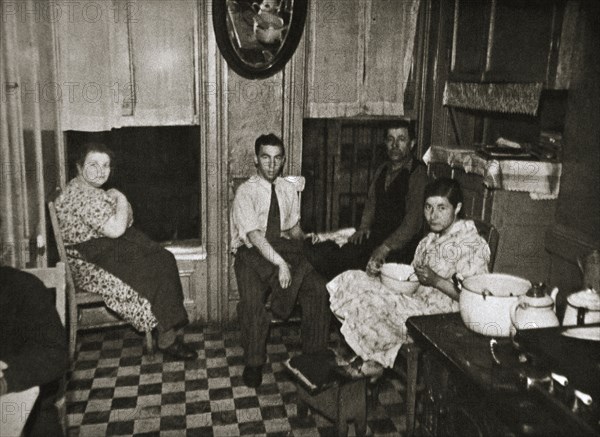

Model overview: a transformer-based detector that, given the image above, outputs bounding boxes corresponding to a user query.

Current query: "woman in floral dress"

[327,178,490,369]
[55,143,197,360]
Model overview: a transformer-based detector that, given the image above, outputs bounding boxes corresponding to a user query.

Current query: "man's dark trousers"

[234,241,331,367]
[234,184,330,367]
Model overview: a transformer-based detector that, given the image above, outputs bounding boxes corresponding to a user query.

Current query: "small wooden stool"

[294,374,367,437]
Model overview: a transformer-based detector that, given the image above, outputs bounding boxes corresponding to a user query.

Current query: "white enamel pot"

[563,289,600,326]
[457,273,531,337]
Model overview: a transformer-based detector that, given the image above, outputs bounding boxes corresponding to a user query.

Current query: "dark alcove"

[66,126,200,242]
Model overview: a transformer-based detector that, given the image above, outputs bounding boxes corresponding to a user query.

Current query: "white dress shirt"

[230,175,300,252]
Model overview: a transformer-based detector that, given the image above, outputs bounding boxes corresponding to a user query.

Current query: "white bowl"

[380,263,419,295]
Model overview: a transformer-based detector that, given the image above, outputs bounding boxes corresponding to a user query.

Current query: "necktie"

[265,184,281,242]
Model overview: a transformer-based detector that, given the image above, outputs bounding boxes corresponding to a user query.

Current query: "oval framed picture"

[212,0,308,79]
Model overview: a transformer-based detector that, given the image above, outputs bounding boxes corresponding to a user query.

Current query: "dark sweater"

[360,158,428,250]
[0,266,67,395]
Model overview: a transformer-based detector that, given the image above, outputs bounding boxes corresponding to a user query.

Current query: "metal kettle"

[510,282,559,335]
[578,249,600,292]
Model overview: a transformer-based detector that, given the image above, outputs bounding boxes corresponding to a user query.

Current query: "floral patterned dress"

[55,177,157,332]
[327,219,490,367]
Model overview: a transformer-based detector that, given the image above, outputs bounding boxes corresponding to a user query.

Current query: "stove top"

[514,324,600,436]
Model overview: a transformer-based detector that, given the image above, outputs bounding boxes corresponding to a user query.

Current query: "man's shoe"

[158,338,198,361]
[242,365,263,388]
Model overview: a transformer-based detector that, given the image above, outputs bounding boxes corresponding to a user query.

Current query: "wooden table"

[406,313,572,436]
[0,386,40,437]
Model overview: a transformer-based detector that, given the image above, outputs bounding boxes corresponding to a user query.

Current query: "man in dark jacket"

[0,266,68,437]
[306,120,428,279]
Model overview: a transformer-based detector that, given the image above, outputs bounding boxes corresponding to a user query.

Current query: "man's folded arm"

[382,168,427,251]
[246,230,286,267]
[359,165,383,231]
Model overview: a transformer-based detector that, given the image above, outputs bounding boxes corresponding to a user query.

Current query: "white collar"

[251,173,281,189]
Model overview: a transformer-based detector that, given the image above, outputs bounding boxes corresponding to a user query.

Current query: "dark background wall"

[556,2,600,237]
[546,1,600,295]
[66,127,200,242]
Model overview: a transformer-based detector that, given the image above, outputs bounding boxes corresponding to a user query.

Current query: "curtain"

[362,0,421,116]
[1,0,64,268]
[57,0,197,130]
[56,0,122,131]
[307,0,421,118]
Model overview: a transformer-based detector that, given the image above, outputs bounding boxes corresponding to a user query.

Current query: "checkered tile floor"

[66,325,408,436]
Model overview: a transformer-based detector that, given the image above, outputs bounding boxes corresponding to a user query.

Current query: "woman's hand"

[107,188,133,227]
[101,189,130,238]
[415,265,460,301]
[278,261,292,289]
[414,265,441,287]
[106,188,126,201]
[106,189,131,209]
[348,228,370,245]
[106,188,117,199]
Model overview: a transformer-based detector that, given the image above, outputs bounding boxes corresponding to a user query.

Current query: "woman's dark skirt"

[73,227,188,331]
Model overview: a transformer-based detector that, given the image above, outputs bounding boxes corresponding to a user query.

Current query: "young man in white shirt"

[230,134,331,388]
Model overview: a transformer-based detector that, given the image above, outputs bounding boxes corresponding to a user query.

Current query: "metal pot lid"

[567,289,600,310]
[521,282,555,307]
[519,295,554,308]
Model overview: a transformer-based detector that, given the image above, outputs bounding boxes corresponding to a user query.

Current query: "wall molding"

[282,28,307,176]
[199,2,229,323]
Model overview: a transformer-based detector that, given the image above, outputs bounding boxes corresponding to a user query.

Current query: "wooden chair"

[48,190,154,364]
[0,386,41,437]
[470,217,499,273]
[23,262,68,436]
[397,217,500,436]
[24,262,67,326]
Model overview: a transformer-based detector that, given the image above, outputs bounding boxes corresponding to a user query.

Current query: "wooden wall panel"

[226,73,283,179]
[546,2,600,297]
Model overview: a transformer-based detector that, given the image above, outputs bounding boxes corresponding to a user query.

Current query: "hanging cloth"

[443,81,543,116]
